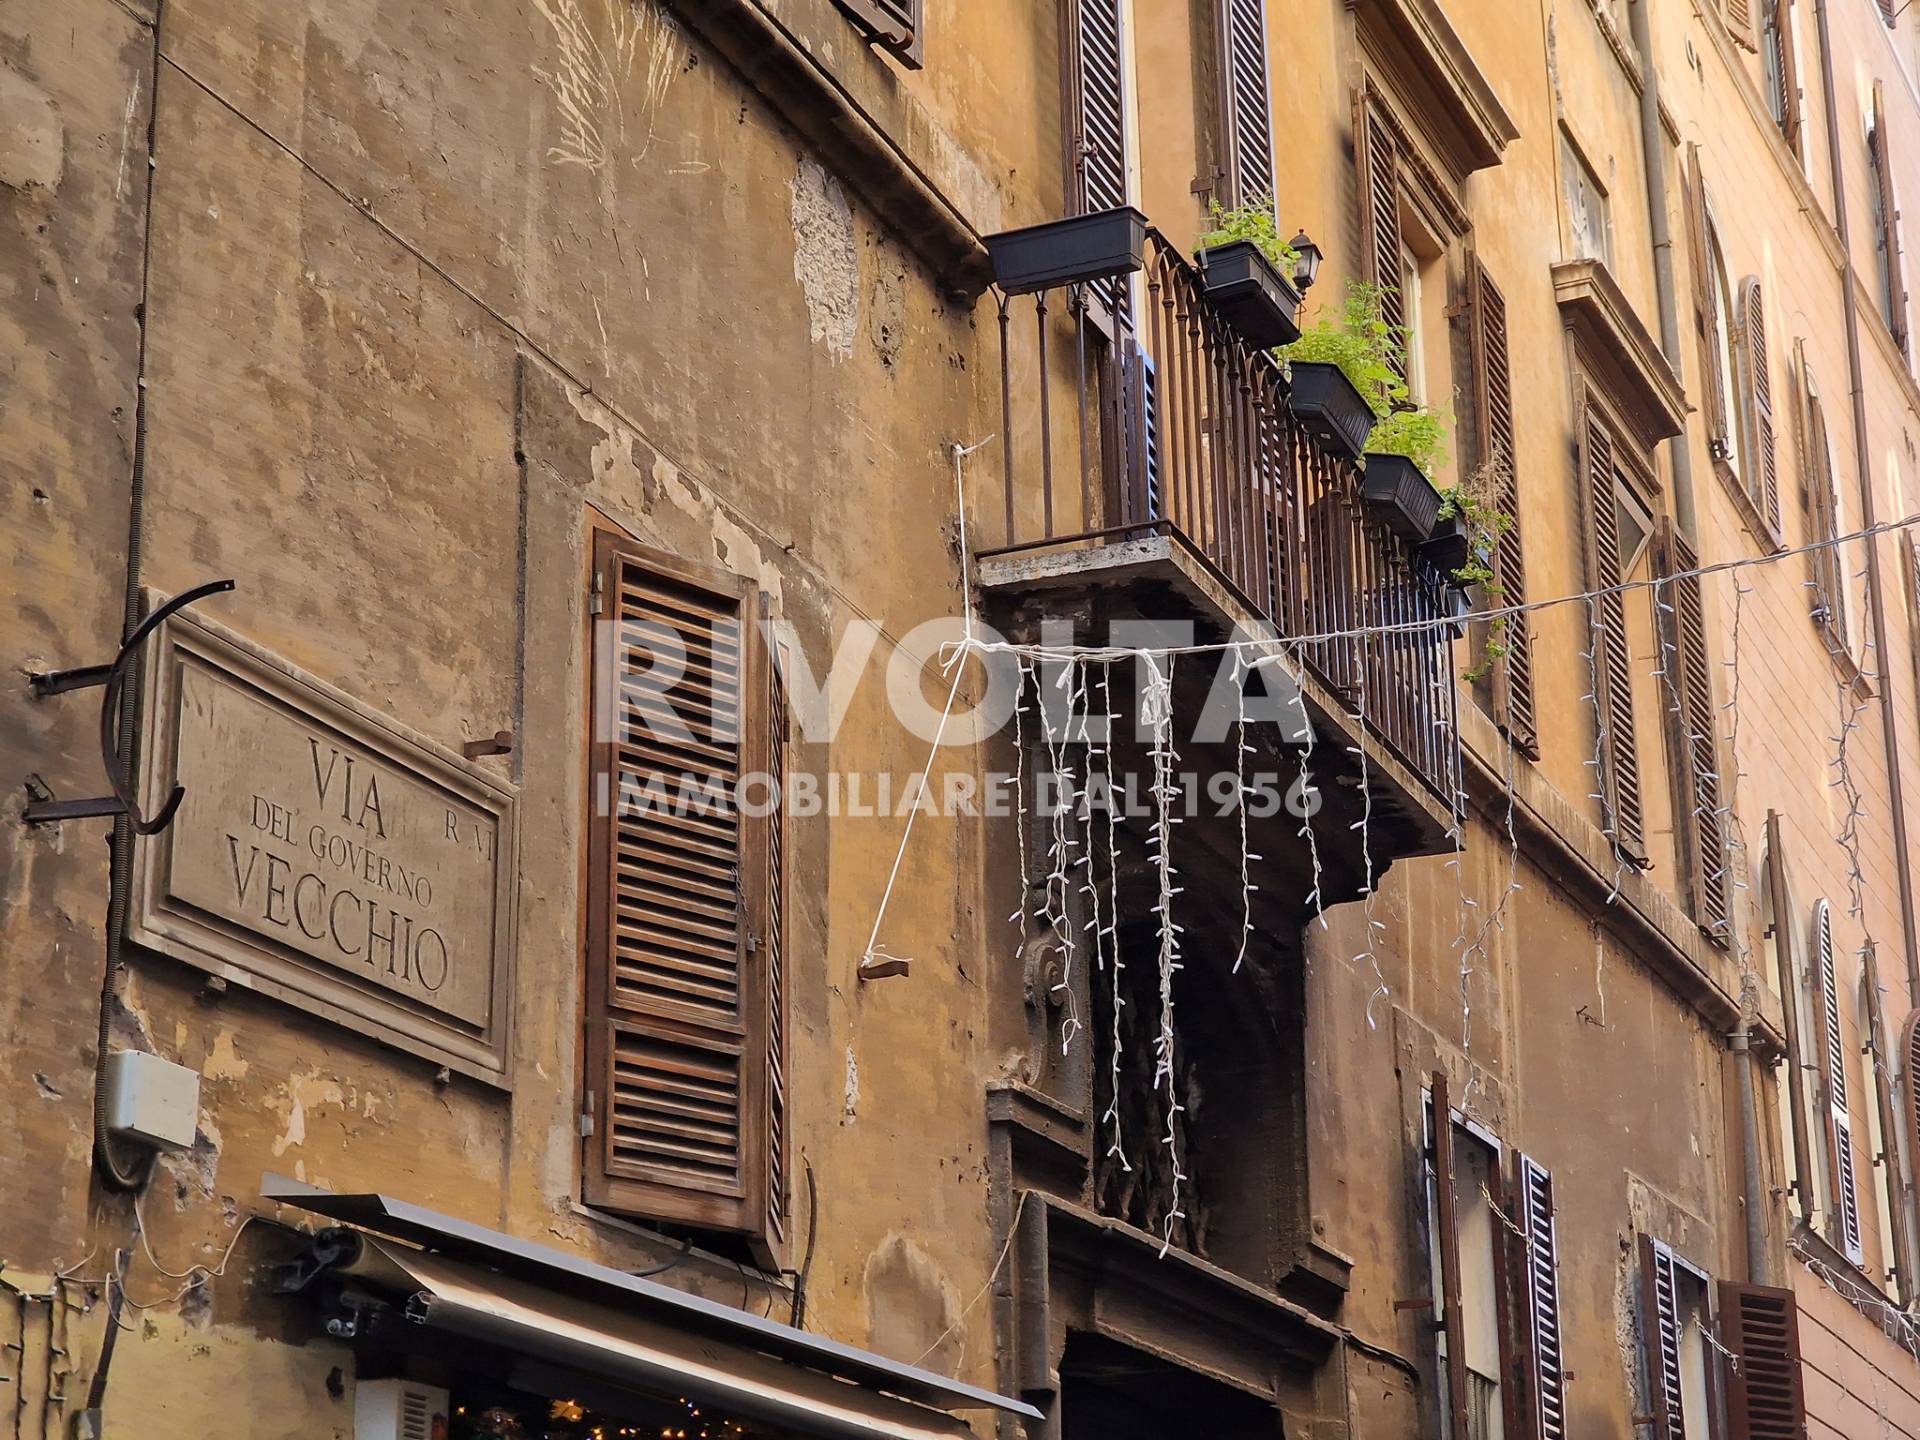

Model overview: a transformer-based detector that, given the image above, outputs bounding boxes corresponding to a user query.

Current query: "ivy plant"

[1196,196,1300,274]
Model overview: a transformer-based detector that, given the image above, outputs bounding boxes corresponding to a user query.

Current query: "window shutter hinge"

[590,570,606,617]
[580,1091,597,1138]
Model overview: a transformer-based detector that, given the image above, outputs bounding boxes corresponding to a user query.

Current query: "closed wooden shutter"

[1810,898,1865,1263]
[1069,0,1130,327]
[1717,1281,1807,1439]
[1879,0,1898,21]
[1804,382,1849,650]
[1684,146,1712,340]
[1655,520,1730,941]
[1357,90,1407,382]
[1470,257,1537,753]
[831,0,925,67]
[1513,1153,1566,1440]
[1428,1072,1472,1440]
[1901,1005,1920,1236]
[1763,0,1802,153]
[1579,406,1646,860]
[1638,1236,1687,1440]
[585,536,789,1265]
[758,612,792,1260]
[1741,278,1783,535]
[1766,813,1819,1214]
[1218,0,1275,210]
[1869,84,1910,354]
[1723,0,1759,48]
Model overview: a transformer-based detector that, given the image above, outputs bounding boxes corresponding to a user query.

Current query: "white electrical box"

[101,1049,200,1151]
[356,1379,450,1440]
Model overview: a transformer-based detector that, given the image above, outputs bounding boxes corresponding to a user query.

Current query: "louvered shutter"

[586,537,788,1263]
[1470,258,1537,752]
[1741,279,1783,535]
[1766,813,1819,1211]
[1723,0,1759,48]
[1811,898,1866,1263]
[1901,1006,1920,1227]
[1428,1072,1472,1440]
[1718,1281,1808,1439]
[1218,0,1275,211]
[1764,0,1802,154]
[1685,146,1712,340]
[1859,945,1910,1293]
[1638,1237,1687,1440]
[1878,0,1898,21]
[1070,0,1130,326]
[1357,91,1407,382]
[1805,388,1849,649]
[757,611,792,1263]
[1513,1154,1566,1440]
[1869,86,1910,354]
[1579,408,1646,860]
[1656,520,1730,941]
[831,0,924,67]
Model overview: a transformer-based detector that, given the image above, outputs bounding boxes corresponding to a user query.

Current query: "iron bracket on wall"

[23,579,235,833]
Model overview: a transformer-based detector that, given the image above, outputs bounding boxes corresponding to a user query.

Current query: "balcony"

[977,226,1458,906]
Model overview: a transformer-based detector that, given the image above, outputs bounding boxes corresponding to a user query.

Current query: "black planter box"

[1198,241,1302,348]
[1287,361,1378,461]
[1418,515,1471,573]
[985,207,1148,295]
[1359,451,1444,544]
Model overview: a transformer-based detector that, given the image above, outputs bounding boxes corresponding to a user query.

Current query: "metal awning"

[262,1175,1038,1439]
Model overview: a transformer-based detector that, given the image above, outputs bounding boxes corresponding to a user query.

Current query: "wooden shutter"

[1810,898,1866,1263]
[1878,0,1898,21]
[759,611,792,1261]
[1218,0,1276,211]
[1638,1236,1687,1440]
[1069,0,1130,327]
[1579,406,1646,860]
[1512,1153,1566,1440]
[1805,387,1849,649]
[1766,813,1819,1214]
[1470,257,1537,753]
[1429,1072,1472,1440]
[1764,0,1802,153]
[831,0,924,66]
[1718,1281,1808,1439]
[1869,85,1910,354]
[1724,0,1759,48]
[1684,146,1712,340]
[1741,278,1783,535]
[1860,944,1912,1294]
[1655,520,1730,941]
[1901,1005,1920,1236]
[585,536,788,1265]
[1357,90,1407,381]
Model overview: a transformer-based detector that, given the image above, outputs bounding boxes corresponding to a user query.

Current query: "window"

[1760,0,1801,155]
[1867,83,1910,356]
[1561,133,1612,265]
[1763,823,1821,1225]
[1810,898,1866,1266]
[584,533,791,1268]
[1653,519,1731,942]
[1707,225,1745,482]
[831,0,924,67]
[1736,278,1784,537]
[1357,89,1409,384]
[1579,396,1650,863]
[1067,0,1135,328]
[1857,958,1903,1288]
[1423,1072,1565,1440]
[1401,243,1427,402]
[1637,1239,1725,1440]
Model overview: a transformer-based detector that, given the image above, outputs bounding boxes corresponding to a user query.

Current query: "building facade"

[6,0,1920,1436]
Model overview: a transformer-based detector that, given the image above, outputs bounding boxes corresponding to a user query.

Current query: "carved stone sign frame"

[130,599,517,1085]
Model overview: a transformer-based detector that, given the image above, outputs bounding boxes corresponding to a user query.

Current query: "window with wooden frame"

[1560,130,1612,267]
[1652,518,1731,943]
[584,533,791,1269]
[1577,391,1651,865]
[1759,0,1801,157]
[1214,0,1276,212]
[1809,897,1867,1267]
[1636,1237,1722,1440]
[1857,946,1910,1295]
[1423,1072,1566,1440]
[1468,256,1537,753]
[1867,82,1910,357]
[831,0,924,68]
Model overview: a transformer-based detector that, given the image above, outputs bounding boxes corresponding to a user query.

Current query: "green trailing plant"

[1439,457,1518,683]
[1196,196,1300,274]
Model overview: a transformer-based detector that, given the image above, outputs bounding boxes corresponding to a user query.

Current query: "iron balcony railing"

[980,226,1457,799]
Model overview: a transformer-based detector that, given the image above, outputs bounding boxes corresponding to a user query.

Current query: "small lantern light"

[1289,231,1323,292]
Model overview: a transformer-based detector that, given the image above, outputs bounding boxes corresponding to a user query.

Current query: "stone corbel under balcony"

[1552,257,1690,449]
